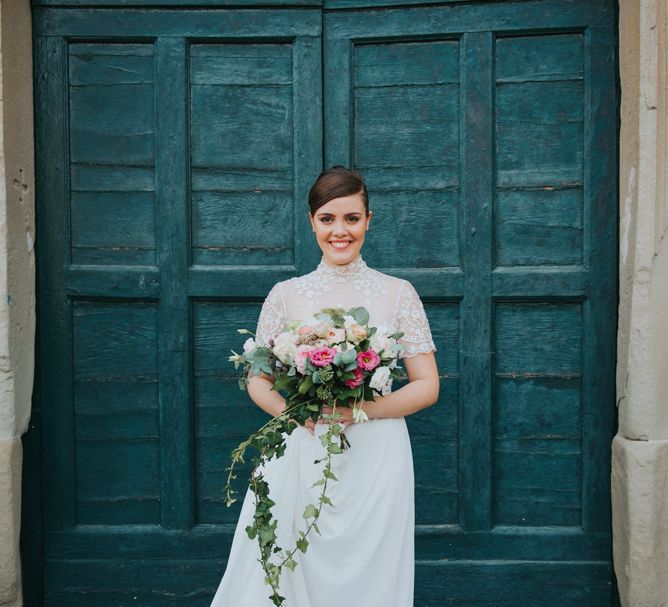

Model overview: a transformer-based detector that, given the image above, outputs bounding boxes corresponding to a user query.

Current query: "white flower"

[352,406,369,423]
[272,332,298,365]
[242,337,257,355]
[325,327,346,345]
[369,365,391,391]
[346,323,366,343]
[343,315,357,328]
[370,328,394,355]
[313,319,331,338]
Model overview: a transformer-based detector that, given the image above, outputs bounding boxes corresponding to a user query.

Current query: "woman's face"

[309,192,372,267]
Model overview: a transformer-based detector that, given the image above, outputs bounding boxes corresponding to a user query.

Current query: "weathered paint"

[28,1,619,604]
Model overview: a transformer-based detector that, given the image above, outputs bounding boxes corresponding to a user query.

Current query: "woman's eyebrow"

[317,211,362,217]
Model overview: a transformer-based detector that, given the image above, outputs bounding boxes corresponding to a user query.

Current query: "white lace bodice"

[254,254,437,360]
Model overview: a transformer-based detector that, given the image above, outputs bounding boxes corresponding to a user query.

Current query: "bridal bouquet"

[225,305,407,606]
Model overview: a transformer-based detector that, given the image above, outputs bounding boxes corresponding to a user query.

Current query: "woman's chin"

[324,244,360,261]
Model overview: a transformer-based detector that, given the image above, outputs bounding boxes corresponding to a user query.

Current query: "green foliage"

[223,397,348,607]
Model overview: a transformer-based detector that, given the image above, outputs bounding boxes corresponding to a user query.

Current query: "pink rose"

[298,325,315,336]
[308,346,337,367]
[295,345,316,374]
[357,349,380,371]
[344,367,365,388]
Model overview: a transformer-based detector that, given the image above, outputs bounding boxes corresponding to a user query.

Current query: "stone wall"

[613,1,668,605]
[0,0,36,605]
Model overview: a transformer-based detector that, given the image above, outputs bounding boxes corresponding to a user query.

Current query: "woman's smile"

[310,192,372,266]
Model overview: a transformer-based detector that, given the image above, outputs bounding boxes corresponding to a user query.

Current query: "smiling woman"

[308,165,373,263]
[209,165,439,606]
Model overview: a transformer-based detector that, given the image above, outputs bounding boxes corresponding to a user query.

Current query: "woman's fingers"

[289,417,315,434]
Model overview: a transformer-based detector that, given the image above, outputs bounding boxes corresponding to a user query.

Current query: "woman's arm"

[247,372,286,418]
[247,371,319,434]
[363,351,439,419]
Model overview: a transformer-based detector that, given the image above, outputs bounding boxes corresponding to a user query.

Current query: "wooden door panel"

[33,8,322,605]
[324,1,617,604]
[30,1,618,605]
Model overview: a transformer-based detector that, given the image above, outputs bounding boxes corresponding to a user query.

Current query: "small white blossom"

[352,406,369,423]
[369,365,391,391]
[242,337,257,355]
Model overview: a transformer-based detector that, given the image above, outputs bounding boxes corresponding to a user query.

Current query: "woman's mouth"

[330,240,352,250]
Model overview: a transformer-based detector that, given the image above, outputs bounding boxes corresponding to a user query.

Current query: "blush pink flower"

[357,349,380,371]
[295,345,316,374]
[308,346,337,367]
[344,366,365,388]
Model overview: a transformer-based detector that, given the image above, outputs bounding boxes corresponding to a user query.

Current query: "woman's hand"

[289,417,317,435]
[317,400,367,426]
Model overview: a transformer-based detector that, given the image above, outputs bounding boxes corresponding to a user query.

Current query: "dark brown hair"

[308,165,369,216]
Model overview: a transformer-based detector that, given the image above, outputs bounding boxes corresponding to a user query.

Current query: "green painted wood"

[581,23,619,535]
[37,35,78,533]
[27,0,619,605]
[34,0,320,5]
[38,558,614,606]
[460,30,494,531]
[156,36,194,529]
[33,8,322,37]
[30,7,324,606]
[324,0,619,604]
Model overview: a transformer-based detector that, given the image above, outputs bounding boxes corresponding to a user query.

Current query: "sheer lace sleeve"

[255,282,287,348]
[396,279,437,358]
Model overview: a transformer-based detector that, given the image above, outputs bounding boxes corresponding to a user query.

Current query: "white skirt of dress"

[209,416,415,607]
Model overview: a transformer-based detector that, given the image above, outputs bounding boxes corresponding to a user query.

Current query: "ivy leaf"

[328,443,343,454]
[270,592,286,606]
[303,504,318,519]
[284,556,298,572]
[296,537,309,553]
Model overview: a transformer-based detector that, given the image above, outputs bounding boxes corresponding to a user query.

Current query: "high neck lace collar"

[316,254,368,281]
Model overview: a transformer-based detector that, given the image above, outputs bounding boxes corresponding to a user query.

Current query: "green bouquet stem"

[224,397,350,607]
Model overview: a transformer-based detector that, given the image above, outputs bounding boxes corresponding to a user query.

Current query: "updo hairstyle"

[308,165,369,216]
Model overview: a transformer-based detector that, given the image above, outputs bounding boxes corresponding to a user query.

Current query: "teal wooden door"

[28,1,618,605]
[30,7,323,606]
[324,1,618,605]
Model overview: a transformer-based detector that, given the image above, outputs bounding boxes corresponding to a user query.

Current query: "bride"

[210,165,440,606]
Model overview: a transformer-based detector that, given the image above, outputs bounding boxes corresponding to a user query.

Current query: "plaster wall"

[0,0,36,604]
[613,1,668,605]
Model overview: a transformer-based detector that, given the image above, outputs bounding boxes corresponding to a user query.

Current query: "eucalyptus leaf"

[350,306,369,326]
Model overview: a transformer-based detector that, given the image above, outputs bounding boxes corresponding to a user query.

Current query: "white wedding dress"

[210,254,436,607]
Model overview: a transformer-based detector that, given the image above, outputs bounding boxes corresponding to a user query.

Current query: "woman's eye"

[319,216,360,223]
